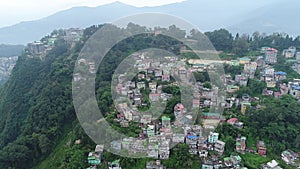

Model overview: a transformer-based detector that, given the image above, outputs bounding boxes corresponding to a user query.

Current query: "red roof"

[176,103,184,110]
[227,118,238,124]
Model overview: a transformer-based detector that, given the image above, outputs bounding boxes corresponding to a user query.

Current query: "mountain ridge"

[0,0,287,44]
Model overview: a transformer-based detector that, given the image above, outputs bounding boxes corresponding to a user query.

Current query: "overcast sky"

[0,0,184,28]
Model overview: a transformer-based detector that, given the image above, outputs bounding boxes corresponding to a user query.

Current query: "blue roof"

[275,71,287,75]
[239,57,251,61]
[187,135,198,139]
[292,85,300,90]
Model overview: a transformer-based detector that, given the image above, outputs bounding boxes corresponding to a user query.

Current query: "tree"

[205,29,233,52]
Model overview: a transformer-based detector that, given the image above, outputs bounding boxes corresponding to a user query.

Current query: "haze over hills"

[0,0,297,44]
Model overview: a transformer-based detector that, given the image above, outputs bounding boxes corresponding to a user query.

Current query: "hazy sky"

[0,0,185,28]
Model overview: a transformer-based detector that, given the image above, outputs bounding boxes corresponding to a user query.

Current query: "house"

[230,155,242,166]
[155,69,163,77]
[95,145,104,153]
[202,156,222,169]
[261,160,282,169]
[263,89,274,96]
[227,85,239,93]
[137,82,146,89]
[265,77,276,88]
[149,82,157,92]
[264,48,278,64]
[281,150,298,164]
[147,148,159,159]
[27,41,46,55]
[241,102,251,114]
[126,81,136,89]
[239,57,251,65]
[123,108,133,121]
[236,136,246,153]
[256,56,265,68]
[261,46,271,53]
[178,66,187,75]
[162,74,170,82]
[296,52,300,60]
[224,157,233,167]
[192,99,200,108]
[174,103,185,117]
[146,125,155,137]
[202,112,222,120]
[257,140,267,156]
[88,61,96,73]
[88,152,101,165]
[214,140,225,155]
[274,71,287,81]
[161,116,171,128]
[280,83,289,94]
[235,74,248,86]
[147,68,155,74]
[120,120,129,127]
[234,121,244,128]
[73,73,85,82]
[227,118,238,125]
[231,60,240,66]
[282,46,296,58]
[149,93,161,102]
[244,62,257,75]
[158,141,170,159]
[111,140,122,152]
[264,67,275,76]
[289,85,300,99]
[109,159,122,169]
[64,28,83,43]
[199,150,208,157]
[274,92,283,98]
[140,115,152,124]
[172,134,185,143]
[138,73,145,80]
[134,97,142,105]
[146,160,165,169]
[208,132,219,144]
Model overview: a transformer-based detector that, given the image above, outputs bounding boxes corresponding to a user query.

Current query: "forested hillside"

[1,23,300,168]
[0,35,80,168]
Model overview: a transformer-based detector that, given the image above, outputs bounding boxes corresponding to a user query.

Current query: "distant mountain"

[0,0,283,44]
[227,0,300,36]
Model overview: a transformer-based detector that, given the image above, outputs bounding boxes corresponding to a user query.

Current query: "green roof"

[111,159,120,165]
[235,155,242,161]
[227,85,239,89]
[224,157,231,161]
[88,159,101,165]
[241,102,251,106]
[162,116,170,121]
[203,112,220,116]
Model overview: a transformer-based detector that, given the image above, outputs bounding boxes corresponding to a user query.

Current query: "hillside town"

[0,56,18,83]
[13,27,300,169]
[72,44,300,169]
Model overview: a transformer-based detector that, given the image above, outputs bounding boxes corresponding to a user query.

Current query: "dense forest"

[0,24,300,168]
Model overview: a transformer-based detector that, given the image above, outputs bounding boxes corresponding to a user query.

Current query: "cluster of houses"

[281,149,300,167]
[83,44,300,168]
[87,145,104,168]
[0,56,18,82]
[26,28,83,59]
